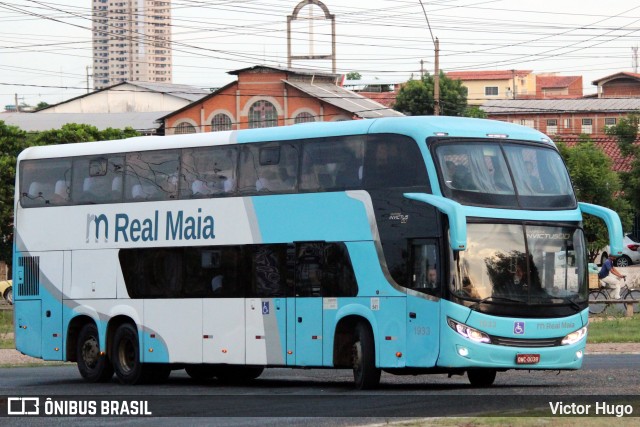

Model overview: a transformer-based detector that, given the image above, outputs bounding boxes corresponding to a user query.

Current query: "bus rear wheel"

[467,369,496,387]
[76,323,113,383]
[112,323,144,385]
[352,322,381,390]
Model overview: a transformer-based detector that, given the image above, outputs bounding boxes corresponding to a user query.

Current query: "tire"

[216,366,264,383]
[3,287,12,305]
[615,256,631,268]
[467,369,496,387]
[588,290,607,315]
[185,365,217,381]
[352,322,381,390]
[112,323,144,385]
[76,323,113,383]
[624,289,640,314]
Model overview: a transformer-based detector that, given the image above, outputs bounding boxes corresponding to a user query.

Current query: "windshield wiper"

[553,296,582,311]
[470,295,527,310]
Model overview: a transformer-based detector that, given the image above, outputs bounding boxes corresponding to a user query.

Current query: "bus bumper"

[437,319,586,370]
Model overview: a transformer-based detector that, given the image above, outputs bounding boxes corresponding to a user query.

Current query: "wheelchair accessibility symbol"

[262,301,270,315]
[514,321,525,335]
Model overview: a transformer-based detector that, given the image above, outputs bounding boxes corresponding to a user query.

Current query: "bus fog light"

[561,326,587,345]
[457,346,469,357]
[576,350,583,359]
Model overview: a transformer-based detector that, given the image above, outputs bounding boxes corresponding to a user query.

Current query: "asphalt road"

[0,355,639,426]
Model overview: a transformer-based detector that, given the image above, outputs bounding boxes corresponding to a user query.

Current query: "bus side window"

[125,150,179,202]
[239,143,298,194]
[250,245,287,297]
[20,158,71,207]
[300,136,364,192]
[410,240,440,296]
[296,243,323,297]
[72,156,124,204]
[180,146,238,199]
[364,135,427,190]
[322,243,358,297]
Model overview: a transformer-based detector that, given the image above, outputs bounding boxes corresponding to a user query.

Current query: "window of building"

[294,112,315,124]
[546,119,558,134]
[605,118,617,127]
[248,100,278,129]
[211,113,233,132]
[175,122,196,135]
[581,118,593,134]
[485,86,499,96]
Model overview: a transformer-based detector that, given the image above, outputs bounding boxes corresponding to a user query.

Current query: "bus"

[13,116,622,389]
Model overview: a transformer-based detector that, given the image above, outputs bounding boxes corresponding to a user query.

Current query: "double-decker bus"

[13,116,622,389]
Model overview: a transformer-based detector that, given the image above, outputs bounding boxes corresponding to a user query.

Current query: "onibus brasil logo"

[86,209,215,243]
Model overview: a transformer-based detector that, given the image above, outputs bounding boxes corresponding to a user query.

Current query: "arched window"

[211,113,233,132]
[248,100,278,129]
[175,122,196,134]
[294,112,315,124]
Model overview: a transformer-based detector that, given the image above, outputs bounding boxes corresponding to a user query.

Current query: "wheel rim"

[81,336,100,369]
[589,291,606,314]
[6,289,12,305]
[617,257,630,267]
[117,338,137,375]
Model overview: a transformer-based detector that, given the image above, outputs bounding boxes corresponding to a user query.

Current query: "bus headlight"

[561,326,588,345]
[447,318,491,344]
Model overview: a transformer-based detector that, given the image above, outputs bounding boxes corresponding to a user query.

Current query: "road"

[0,355,639,425]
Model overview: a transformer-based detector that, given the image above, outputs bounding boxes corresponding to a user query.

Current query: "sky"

[1,0,640,110]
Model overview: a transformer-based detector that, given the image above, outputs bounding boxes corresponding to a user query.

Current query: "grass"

[0,308,13,349]
[587,314,640,343]
[393,418,640,427]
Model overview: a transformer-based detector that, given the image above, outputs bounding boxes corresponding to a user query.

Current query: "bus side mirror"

[403,193,467,251]
[578,202,623,256]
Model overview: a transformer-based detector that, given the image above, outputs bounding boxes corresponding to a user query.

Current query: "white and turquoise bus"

[13,116,622,389]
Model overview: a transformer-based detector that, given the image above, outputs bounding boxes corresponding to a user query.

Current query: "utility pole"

[15,93,19,113]
[434,38,440,116]
[512,69,517,100]
[420,59,424,79]
[418,1,440,116]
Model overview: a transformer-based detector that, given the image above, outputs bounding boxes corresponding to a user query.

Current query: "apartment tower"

[92,0,172,89]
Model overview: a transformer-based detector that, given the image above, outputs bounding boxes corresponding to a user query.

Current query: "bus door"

[14,251,63,360]
[406,239,441,367]
[245,245,288,366]
[293,242,324,366]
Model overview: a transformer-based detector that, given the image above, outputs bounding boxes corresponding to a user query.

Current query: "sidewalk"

[1,344,638,366]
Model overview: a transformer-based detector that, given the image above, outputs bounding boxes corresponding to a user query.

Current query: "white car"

[599,233,640,267]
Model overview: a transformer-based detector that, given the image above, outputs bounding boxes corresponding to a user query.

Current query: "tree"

[346,71,362,80]
[463,105,487,119]
[393,71,468,117]
[556,139,632,262]
[35,102,50,111]
[30,123,139,146]
[0,121,31,264]
[605,113,640,213]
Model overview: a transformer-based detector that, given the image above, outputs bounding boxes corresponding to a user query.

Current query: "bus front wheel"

[76,323,113,383]
[112,323,144,385]
[467,369,496,387]
[352,322,381,390]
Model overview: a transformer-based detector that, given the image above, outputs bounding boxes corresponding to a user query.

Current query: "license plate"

[516,354,540,364]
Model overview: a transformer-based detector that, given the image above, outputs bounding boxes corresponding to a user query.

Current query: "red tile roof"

[446,70,533,81]
[554,136,634,172]
[537,75,581,89]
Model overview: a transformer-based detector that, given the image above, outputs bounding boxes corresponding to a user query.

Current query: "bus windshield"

[435,141,576,209]
[450,223,586,314]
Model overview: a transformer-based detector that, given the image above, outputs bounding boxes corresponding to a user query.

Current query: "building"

[37,81,208,114]
[92,0,172,89]
[342,78,405,107]
[482,98,640,138]
[161,66,403,135]
[445,70,535,105]
[592,72,640,98]
[536,74,583,99]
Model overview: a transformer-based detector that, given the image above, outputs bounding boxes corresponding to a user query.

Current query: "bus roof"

[17,116,553,161]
